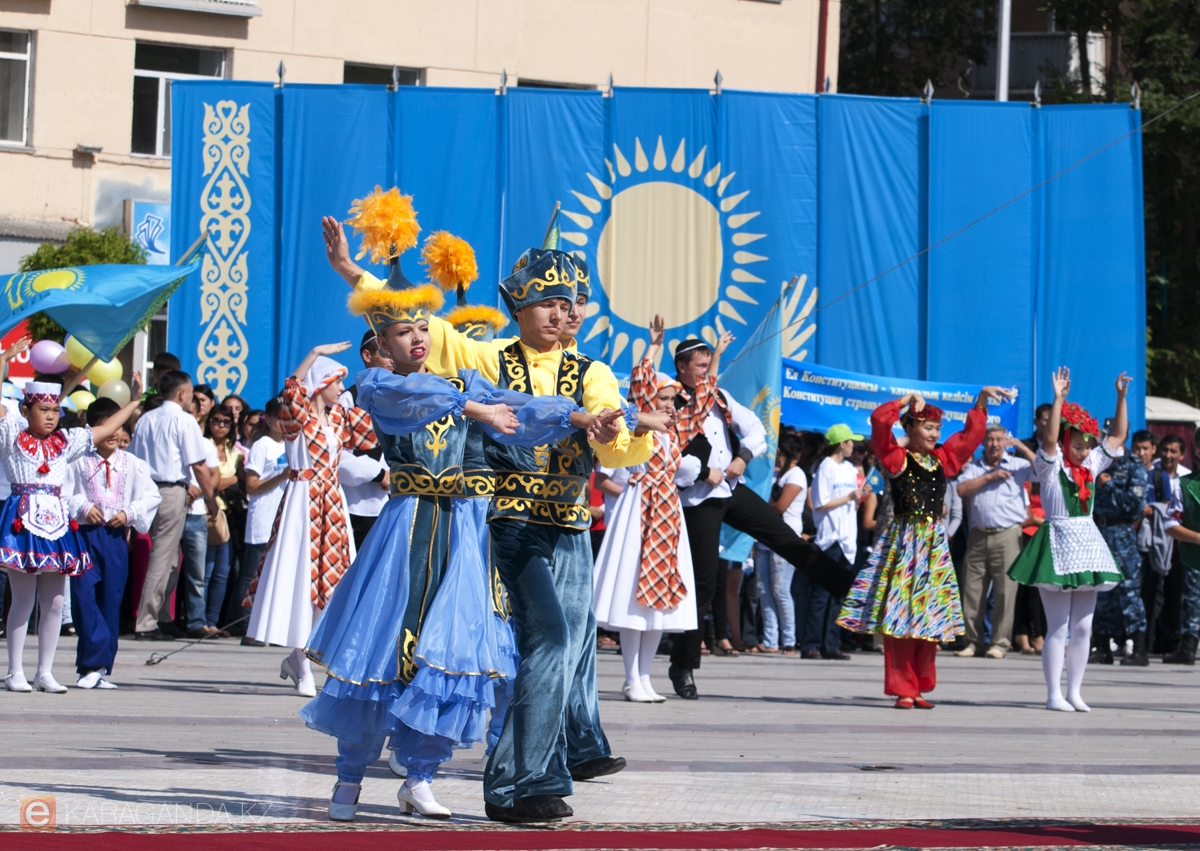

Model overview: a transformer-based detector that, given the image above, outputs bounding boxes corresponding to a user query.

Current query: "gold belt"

[389,464,464,498]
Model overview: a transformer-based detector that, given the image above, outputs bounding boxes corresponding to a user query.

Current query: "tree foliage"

[17,226,147,343]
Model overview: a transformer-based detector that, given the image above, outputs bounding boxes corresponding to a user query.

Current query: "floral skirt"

[837,516,963,641]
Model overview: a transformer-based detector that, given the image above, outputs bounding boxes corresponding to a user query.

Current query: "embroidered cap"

[23,381,62,405]
[902,404,944,426]
[499,248,582,317]
[674,338,711,359]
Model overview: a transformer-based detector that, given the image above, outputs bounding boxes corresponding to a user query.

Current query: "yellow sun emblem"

[3,267,85,310]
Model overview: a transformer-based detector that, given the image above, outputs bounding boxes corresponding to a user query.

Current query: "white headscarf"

[304,356,348,396]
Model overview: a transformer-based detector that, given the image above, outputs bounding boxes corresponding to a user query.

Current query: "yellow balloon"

[96,378,131,407]
[86,357,123,386]
[65,335,96,370]
[68,389,95,412]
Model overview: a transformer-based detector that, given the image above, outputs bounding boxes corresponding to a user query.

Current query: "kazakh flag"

[717,279,789,563]
[0,242,204,362]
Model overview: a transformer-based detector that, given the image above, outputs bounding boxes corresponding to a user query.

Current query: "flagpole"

[542,201,561,247]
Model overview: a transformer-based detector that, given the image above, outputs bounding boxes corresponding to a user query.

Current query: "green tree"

[17,226,147,342]
[838,0,998,97]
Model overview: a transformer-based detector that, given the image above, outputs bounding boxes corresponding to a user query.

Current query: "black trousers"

[350,513,378,552]
[670,484,853,671]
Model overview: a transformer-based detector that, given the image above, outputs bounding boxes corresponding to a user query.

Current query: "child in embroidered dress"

[1007,367,1130,712]
[65,398,161,689]
[2,366,144,694]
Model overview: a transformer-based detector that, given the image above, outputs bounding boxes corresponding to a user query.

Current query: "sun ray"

[562,210,593,229]
[671,139,687,172]
[560,232,588,246]
[631,338,646,363]
[727,211,761,228]
[667,339,679,356]
[613,144,631,177]
[586,174,612,200]
[731,268,765,283]
[726,285,758,304]
[704,163,722,187]
[715,315,727,336]
[719,300,748,324]
[612,331,629,361]
[720,191,750,212]
[732,232,766,246]
[585,315,610,342]
[601,340,610,358]
[584,300,601,318]
[717,172,737,196]
[701,326,718,347]
[653,137,667,171]
[571,190,601,214]
[634,138,649,172]
[688,146,707,178]
[733,250,767,264]
[793,323,816,346]
[605,159,616,182]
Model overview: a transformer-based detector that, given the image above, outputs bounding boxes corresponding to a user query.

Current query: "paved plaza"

[0,636,1198,829]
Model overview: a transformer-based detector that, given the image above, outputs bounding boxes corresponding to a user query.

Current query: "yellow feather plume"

[421,231,479,292]
[444,304,510,333]
[345,186,420,265]
[347,285,444,321]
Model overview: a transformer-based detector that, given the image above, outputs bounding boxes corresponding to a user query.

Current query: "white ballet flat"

[5,672,32,693]
[327,781,360,822]
[640,678,667,703]
[280,656,300,686]
[622,683,655,703]
[76,670,103,689]
[1046,696,1076,712]
[388,749,408,778]
[34,673,68,694]
[1067,696,1091,712]
[398,780,451,819]
[96,679,118,690]
[297,675,317,698]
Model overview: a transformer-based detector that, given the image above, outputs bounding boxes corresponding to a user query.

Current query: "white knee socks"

[1038,588,1097,712]
[6,572,65,678]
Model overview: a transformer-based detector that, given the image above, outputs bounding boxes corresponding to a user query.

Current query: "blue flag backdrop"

[169,84,1144,431]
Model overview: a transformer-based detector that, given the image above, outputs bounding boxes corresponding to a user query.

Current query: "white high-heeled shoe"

[280,656,300,686]
[327,781,360,822]
[388,749,408,777]
[297,675,317,698]
[34,673,68,694]
[622,683,655,703]
[397,780,451,819]
[5,672,31,692]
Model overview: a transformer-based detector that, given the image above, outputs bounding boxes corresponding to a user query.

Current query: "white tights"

[619,628,663,690]
[1038,588,1098,712]
[287,647,313,682]
[6,570,67,678]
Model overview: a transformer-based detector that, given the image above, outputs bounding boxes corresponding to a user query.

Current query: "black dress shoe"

[668,664,698,700]
[487,795,573,822]
[135,629,175,642]
[823,651,852,661]
[570,755,626,781]
[157,622,186,638]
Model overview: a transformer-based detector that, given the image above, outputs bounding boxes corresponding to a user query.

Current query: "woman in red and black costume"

[838,386,1012,708]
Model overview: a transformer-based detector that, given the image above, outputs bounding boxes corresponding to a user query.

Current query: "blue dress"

[300,368,578,782]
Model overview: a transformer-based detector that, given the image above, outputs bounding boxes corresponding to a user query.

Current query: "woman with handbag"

[202,405,244,635]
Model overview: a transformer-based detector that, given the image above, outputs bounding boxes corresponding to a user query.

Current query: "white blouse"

[66,450,162,534]
[0,416,93,492]
[1034,442,1121,521]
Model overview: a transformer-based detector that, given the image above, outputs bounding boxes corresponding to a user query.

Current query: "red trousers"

[884,636,938,697]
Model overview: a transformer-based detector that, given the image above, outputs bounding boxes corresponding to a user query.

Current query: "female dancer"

[1007,367,1128,712]
[245,343,376,698]
[593,315,696,702]
[2,360,144,693]
[838,385,1009,708]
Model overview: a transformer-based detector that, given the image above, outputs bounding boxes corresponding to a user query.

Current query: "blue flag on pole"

[0,257,202,362]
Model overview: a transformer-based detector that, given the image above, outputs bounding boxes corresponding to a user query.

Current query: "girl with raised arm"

[1007,367,1130,712]
[838,384,1010,708]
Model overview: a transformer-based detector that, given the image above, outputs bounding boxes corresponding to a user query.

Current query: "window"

[516,79,595,90]
[0,30,31,146]
[132,42,224,157]
[343,63,421,86]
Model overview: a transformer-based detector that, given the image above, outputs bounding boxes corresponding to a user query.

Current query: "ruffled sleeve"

[869,400,907,475]
[935,405,987,479]
[355,368,468,438]
[0,415,22,458]
[339,405,378,453]
[484,392,582,447]
[629,357,657,412]
[63,426,95,464]
[1034,446,1061,487]
[279,377,311,439]
[1088,440,1123,478]
[621,402,639,432]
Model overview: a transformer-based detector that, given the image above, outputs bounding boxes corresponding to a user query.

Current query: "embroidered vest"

[890,452,946,520]
[488,342,593,530]
[380,376,473,498]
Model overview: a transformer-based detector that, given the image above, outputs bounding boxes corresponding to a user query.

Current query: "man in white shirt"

[338,331,390,548]
[129,370,217,641]
[955,425,1035,659]
[668,338,852,700]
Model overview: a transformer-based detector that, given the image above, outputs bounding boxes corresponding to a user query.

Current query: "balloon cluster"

[28,337,131,412]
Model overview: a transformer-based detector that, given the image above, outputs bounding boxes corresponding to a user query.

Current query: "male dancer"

[324,219,652,823]
[669,337,854,699]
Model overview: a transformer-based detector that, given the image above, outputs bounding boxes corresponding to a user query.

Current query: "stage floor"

[1,633,1197,846]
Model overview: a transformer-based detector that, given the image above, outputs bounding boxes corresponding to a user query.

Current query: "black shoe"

[1164,633,1197,665]
[570,755,627,781]
[823,651,852,661]
[1121,631,1150,667]
[157,622,185,638]
[60,623,76,637]
[1089,636,1114,665]
[668,664,698,700]
[801,650,822,660]
[135,629,175,642]
[240,636,267,647]
[486,795,573,823]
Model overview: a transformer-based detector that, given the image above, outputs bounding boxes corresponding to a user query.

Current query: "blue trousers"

[1181,565,1200,639]
[756,548,796,649]
[204,540,231,628]
[70,525,128,675]
[483,520,609,806]
[801,545,847,655]
[1095,523,1148,636]
[334,730,454,785]
[180,514,208,633]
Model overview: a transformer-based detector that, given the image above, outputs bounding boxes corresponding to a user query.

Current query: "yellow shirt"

[356,271,651,468]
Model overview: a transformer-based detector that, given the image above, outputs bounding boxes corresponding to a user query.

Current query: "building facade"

[0,0,839,274]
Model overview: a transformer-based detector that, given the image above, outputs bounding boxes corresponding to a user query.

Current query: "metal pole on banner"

[997,0,1012,101]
